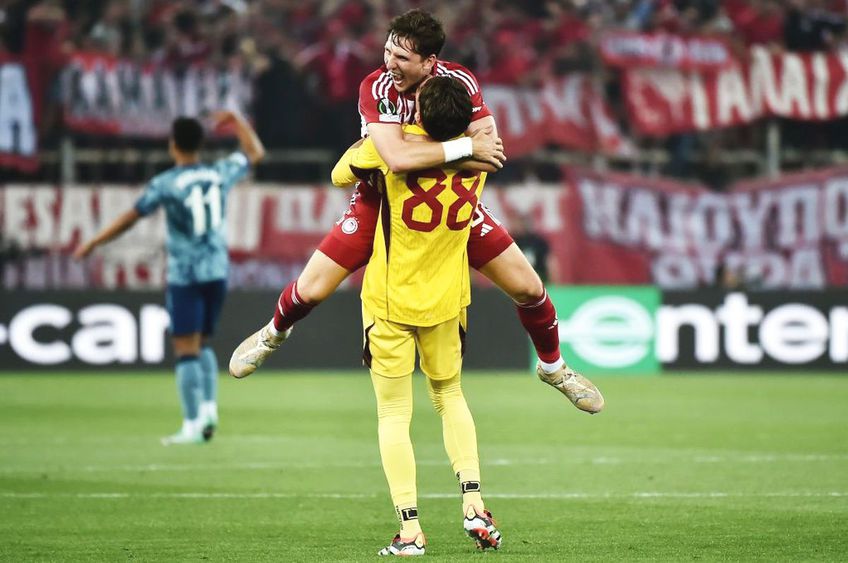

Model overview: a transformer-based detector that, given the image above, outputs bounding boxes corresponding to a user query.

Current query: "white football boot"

[199,402,218,442]
[537,363,605,414]
[377,533,426,556]
[228,324,291,379]
[161,420,204,446]
[463,507,502,550]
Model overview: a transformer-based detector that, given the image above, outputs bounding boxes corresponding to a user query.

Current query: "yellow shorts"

[362,304,467,380]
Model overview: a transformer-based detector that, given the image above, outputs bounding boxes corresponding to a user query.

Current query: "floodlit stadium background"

[1,1,847,560]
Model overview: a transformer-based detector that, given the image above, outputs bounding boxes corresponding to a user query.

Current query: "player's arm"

[73,209,141,259]
[367,122,504,174]
[211,110,266,165]
[331,139,365,187]
[452,116,501,172]
[407,115,502,173]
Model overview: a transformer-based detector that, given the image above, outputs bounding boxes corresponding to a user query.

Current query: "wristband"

[441,137,473,162]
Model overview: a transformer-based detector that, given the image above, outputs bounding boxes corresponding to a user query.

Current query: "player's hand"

[469,127,506,169]
[209,110,242,129]
[72,241,95,260]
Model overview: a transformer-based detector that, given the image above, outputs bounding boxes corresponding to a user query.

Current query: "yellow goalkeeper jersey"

[332,125,486,326]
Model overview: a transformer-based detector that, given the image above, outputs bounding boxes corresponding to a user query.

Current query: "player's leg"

[229,184,380,378]
[476,243,559,362]
[197,279,227,440]
[364,306,426,556]
[228,250,349,378]
[162,284,206,445]
[417,311,501,551]
[469,204,604,413]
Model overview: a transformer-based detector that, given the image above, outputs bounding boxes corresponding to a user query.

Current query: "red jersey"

[358,60,492,136]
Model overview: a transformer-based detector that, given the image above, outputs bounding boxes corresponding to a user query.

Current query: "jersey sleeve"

[351,139,387,171]
[134,178,164,217]
[331,139,387,187]
[331,146,361,187]
[358,71,401,127]
[214,152,250,193]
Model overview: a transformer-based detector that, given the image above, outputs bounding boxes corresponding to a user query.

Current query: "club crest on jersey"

[378,97,398,116]
[341,217,359,235]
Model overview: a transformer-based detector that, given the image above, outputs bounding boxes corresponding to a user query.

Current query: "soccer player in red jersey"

[230,10,603,415]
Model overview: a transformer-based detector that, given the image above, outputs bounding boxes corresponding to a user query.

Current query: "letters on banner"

[624,46,848,135]
[3,167,848,290]
[559,167,848,289]
[483,74,628,157]
[599,31,733,71]
[0,56,38,172]
[61,52,252,137]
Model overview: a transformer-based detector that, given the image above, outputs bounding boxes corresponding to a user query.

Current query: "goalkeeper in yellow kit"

[331,76,501,556]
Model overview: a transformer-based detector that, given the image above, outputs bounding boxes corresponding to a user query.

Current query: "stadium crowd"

[1,0,847,185]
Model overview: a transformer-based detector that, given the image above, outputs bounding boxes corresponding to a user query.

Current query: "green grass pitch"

[1,372,847,561]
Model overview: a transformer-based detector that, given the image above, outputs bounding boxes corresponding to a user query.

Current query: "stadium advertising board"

[545,286,660,375]
[547,287,848,374]
[4,287,843,373]
[0,289,526,371]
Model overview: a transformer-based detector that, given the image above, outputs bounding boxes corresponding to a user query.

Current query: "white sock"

[182,418,200,435]
[539,357,565,374]
[201,401,218,422]
[267,319,282,337]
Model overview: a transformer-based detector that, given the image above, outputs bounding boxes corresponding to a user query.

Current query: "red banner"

[600,31,733,71]
[4,169,848,289]
[0,56,39,172]
[61,52,252,137]
[483,74,628,158]
[0,184,351,290]
[556,167,848,288]
[624,46,848,136]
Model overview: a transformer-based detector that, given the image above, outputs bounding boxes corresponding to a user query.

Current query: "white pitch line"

[0,459,557,474]
[1,492,846,500]
[2,453,847,474]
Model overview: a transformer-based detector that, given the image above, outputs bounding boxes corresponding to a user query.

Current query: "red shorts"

[318,183,514,272]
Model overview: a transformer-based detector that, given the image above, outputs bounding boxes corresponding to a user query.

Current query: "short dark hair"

[388,9,445,57]
[418,76,472,142]
[171,117,204,153]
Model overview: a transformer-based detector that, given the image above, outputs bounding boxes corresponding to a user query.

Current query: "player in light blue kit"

[74,111,265,445]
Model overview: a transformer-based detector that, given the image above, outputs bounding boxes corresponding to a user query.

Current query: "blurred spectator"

[0,0,31,53]
[294,15,374,150]
[784,0,846,51]
[725,0,784,47]
[3,0,848,185]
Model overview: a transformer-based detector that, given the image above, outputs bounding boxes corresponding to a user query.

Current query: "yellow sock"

[397,506,423,537]
[371,372,420,532]
[427,374,484,515]
[459,477,484,516]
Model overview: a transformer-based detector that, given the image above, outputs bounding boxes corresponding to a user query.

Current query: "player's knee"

[377,400,412,422]
[427,377,463,416]
[293,280,332,305]
[510,278,545,306]
[429,392,447,416]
